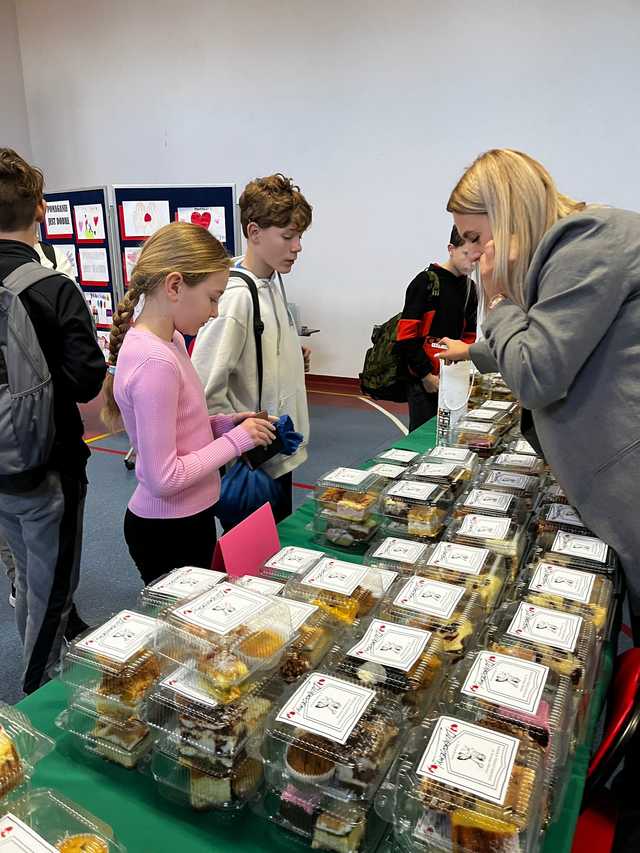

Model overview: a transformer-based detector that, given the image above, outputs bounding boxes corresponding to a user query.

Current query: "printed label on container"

[147,566,226,599]
[495,453,537,469]
[387,481,438,501]
[512,439,536,454]
[75,610,157,664]
[546,504,584,528]
[172,583,271,636]
[414,462,458,478]
[529,562,596,604]
[466,408,500,421]
[378,448,419,463]
[461,650,549,715]
[417,716,519,805]
[276,672,375,744]
[236,576,285,596]
[324,467,372,487]
[458,515,511,541]
[394,576,466,619]
[463,490,513,513]
[0,814,59,852]
[427,446,473,462]
[458,420,494,433]
[372,537,428,565]
[485,471,536,490]
[275,597,319,632]
[347,619,432,672]
[428,542,489,576]
[301,558,369,596]
[368,463,405,479]
[160,665,219,708]
[265,546,323,575]
[551,531,608,564]
[506,602,583,652]
[480,400,513,411]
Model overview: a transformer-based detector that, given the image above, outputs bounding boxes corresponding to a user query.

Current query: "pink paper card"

[212,503,280,577]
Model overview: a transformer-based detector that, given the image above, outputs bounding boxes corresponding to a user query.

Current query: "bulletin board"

[111,184,240,291]
[42,186,119,361]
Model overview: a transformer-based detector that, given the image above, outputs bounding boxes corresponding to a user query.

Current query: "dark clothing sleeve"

[395,271,437,380]
[461,282,478,344]
[54,280,107,403]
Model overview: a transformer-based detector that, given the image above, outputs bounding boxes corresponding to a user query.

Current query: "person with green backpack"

[396,226,481,430]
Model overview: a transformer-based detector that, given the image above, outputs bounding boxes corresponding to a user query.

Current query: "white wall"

[14,0,640,376]
[1,0,31,157]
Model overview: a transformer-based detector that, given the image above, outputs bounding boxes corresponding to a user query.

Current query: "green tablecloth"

[18,420,613,853]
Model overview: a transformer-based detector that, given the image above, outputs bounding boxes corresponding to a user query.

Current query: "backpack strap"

[231,269,264,409]
[39,242,57,268]
[2,261,61,295]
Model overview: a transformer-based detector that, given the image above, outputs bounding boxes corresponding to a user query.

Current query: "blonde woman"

[438,149,640,641]
[102,222,275,584]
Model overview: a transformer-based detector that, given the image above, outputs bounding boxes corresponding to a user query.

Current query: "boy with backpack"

[191,173,312,524]
[396,226,481,431]
[0,149,106,694]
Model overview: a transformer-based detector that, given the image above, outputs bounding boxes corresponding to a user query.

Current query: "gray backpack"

[0,262,58,491]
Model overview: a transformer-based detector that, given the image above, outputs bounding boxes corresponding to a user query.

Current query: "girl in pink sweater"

[101,222,275,583]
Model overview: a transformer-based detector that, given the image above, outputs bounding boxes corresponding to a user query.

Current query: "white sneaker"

[8,586,15,608]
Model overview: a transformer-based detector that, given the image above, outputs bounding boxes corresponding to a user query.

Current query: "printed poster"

[123,246,143,284]
[50,243,78,278]
[73,203,106,241]
[177,206,226,241]
[84,291,113,326]
[78,247,110,283]
[96,330,110,361]
[44,199,73,238]
[121,199,171,238]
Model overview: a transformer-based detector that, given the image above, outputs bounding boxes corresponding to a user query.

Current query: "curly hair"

[0,148,44,231]
[239,173,312,238]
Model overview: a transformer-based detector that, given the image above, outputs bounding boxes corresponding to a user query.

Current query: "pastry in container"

[453,486,529,524]
[138,566,226,615]
[278,597,346,682]
[472,467,540,509]
[421,445,480,475]
[0,704,54,800]
[532,530,618,576]
[402,461,471,497]
[314,468,382,522]
[379,481,453,541]
[485,452,545,478]
[452,420,502,458]
[442,514,527,580]
[259,546,325,581]
[373,448,421,467]
[364,536,431,575]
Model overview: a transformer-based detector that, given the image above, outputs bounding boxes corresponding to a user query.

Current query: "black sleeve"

[462,279,479,342]
[395,271,436,379]
[55,279,107,402]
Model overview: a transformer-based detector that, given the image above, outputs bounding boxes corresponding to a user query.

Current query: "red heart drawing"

[93,216,99,227]
[450,723,459,732]
[379,624,386,633]
[429,764,438,772]
[489,655,496,661]
[471,684,479,691]
[191,211,212,229]
[144,212,152,223]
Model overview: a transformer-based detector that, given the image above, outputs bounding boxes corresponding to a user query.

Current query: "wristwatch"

[488,293,508,310]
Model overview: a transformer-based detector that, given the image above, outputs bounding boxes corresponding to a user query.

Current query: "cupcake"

[285,736,336,785]
[56,836,109,853]
[238,628,286,666]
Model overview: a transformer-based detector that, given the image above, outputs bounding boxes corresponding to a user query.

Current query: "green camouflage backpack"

[360,270,440,403]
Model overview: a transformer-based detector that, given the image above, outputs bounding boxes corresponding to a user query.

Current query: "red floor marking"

[293,482,314,490]
[90,445,128,457]
[622,623,632,638]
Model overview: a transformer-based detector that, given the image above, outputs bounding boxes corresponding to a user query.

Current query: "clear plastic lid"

[159,584,294,702]
[261,671,403,802]
[373,448,421,466]
[443,515,527,577]
[324,619,446,722]
[532,530,619,575]
[422,446,480,474]
[278,597,346,683]
[234,575,285,596]
[415,542,508,613]
[379,576,482,659]
[538,482,569,507]
[366,463,406,483]
[473,467,540,507]
[453,420,502,456]
[402,462,472,496]
[479,372,516,400]
[453,487,528,522]
[364,536,431,574]
[505,438,539,456]
[60,611,166,709]
[314,469,382,520]
[379,481,453,541]
[535,503,593,538]
[0,705,54,802]
[55,692,153,769]
[463,408,512,430]
[283,558,384,625]
[138,567,226,614]
[311,510,381,549]
[260,546,325,581]
[479,400,520,416]
[518,558,614,636]
[1,788,126,852]
[485,601,598,693]
[391,710,544,853]
[442,649,574,783]
[485,453,545,477]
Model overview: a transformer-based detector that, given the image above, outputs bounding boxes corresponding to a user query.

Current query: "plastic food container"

[532,531,618,576]
[479,399,520,417]
[463,407,512,431]
[505,438,539,456]
[517,558,614,638]
[56,691,154,769]
[414,541,508,613]
[379,481,453,541]
[234,575,286,596]
[453,420,502,458]
[453,487,528,523]
[59,611,166,712]
[485,453,545,478]
[0,704,54,801]
[443,514,527,579]
[283,558,385,626]
[259,546,325,581]
[312,510,381,550]
[0,788,126,852]
[378,576,482,660]
[324,618,446,722]
[158,584,294,703]
[278,597,346,682]
[535,502,594,538]
[364,536,431,575]
[421,446,480,475]
[538,482,569,507]
[402,461,472,497]
[314,468,382,522]
[373,448,421,467]
[138,567,226,614]
[366,463,407,484]
[388,710,545,853]
[479,372,516,401]
[472,467,541,510]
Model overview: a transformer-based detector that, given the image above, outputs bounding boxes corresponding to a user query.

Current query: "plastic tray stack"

[311,468,383,551]
[421,445,480,475]
[0,703,54,801]
[138,566,227,615]
[378,480,454,542]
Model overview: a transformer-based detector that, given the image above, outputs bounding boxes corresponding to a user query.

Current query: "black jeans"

[406,380,439,432]
[124,505,218,586]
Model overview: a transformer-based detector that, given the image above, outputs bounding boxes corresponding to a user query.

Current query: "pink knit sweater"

[114,328,256,519]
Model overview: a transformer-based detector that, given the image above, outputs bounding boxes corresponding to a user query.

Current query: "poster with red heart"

[121,199,171,239]
[73,202,106,242]
[176,206,226,242]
